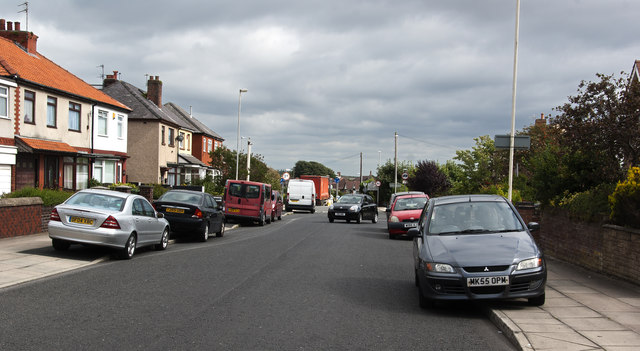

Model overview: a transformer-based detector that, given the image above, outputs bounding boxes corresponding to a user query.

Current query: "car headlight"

[425,262,455,273]
[349,205,359,212]
[517,258,542,270]
[390,216,399,222]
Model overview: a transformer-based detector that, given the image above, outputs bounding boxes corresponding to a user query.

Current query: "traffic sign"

[401,172,409,180]
[334,177,340,184]
[282,172,290,181]
[375,180,381,187]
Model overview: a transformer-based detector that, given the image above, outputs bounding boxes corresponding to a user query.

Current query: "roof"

[163,102,224,140]
[0,37,130,111]
[632,60,640,83]
[101,80,182,127]
[178,153,208,167]
[432,194,506,205]
[15,136,77,154]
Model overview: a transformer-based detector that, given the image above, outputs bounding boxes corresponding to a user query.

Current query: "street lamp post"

[235,89,247,180]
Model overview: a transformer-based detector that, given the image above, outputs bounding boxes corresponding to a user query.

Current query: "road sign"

[375,180,381,187]
[401,172,409,180]
[335,177,340,184]
[494,135,531,150]
[282,172,290,181]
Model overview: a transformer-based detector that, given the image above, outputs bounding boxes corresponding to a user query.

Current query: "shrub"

[107,182,140,194]
[554,183,616,223]
[609,167,640,228]
[153,184,170,199]
[1,187,73,206]
[479,183,522,203]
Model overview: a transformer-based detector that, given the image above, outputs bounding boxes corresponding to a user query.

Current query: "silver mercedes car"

[409,194,546,307]
[48,188,170,259]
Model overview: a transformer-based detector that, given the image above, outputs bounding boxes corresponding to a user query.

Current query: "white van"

[286,179,316,213]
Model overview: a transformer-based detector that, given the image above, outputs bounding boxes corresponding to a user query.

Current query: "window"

[76,158,88,190]
[208,139,212,152]
[168,128,175,146]
[93,160,116,184]
[203,137,207,152]
[0,86,7,119]
[97,110,108,135]
[24,90,35,124]
[179,132,185,149]
[69,102,81,131]
[186,134,190,151]
[161,126,166,145]
[47,96,57,127]
[117,115,124,138]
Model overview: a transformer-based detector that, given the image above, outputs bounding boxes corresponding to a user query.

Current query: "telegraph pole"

[394,132,398,195]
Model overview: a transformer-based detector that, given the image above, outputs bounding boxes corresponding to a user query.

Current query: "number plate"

[69,216,94,225]
[228,208,240,213]
[467,276,509,287]
[403,222,418,228]
[290,199,299,202]
[335,212,346,216]
[165,208,184,214]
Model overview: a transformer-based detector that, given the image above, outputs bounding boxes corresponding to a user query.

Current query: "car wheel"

[528,293,545,306]
[267,214,272,224]
[155,228,169,250]
[414,269,419,287]
[329,217,334,223]
[120,234,136,259]
[200,223,209,242]
[372,212,378,223]
[311,208,315,214]
[216,222,225,238]
[278,213,282,220]
[52,238,71,251]
[388,233,395,240]
[418,283,434,309]
[356,213,362,224]
[259,212,266,226]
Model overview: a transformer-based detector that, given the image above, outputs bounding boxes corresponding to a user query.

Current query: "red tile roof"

[0,36,130,111]
[17,136,77,153]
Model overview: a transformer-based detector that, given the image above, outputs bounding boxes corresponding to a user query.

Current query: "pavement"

[1,232,640,350]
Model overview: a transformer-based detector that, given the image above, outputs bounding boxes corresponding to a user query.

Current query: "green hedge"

[553,183,615,223]
[1,187,73,207]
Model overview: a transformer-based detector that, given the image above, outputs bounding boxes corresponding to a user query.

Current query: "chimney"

[535,113,547,128]
[0,19,39,54]
[147,76,162,107]
[103,70,119,87]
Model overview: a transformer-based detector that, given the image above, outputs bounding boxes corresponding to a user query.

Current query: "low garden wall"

[0,197,45,238]
[532,208,640,285]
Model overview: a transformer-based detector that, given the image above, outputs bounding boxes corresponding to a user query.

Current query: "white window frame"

[97,109,108,136]
[117,114,124,139]
[0,85,8,119]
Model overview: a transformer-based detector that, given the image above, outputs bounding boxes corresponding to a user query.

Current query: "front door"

[44,156,59,189]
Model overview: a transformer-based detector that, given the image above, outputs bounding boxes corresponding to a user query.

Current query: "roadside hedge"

[1,187,73,207]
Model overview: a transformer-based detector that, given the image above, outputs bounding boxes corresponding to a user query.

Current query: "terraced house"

[0,19,131,194]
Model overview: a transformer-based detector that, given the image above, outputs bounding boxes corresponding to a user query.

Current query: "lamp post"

[235,89,247,180]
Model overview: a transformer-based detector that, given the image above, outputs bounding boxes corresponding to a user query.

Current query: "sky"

[6,0,640,176]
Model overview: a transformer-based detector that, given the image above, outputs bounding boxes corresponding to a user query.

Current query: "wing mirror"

[527,222,540,231]
[156,212,164,219]
[407,227,421,238]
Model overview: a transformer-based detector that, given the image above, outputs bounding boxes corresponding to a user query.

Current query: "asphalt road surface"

[0,209,514,350]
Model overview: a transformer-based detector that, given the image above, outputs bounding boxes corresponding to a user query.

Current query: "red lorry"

[300,175,330,205]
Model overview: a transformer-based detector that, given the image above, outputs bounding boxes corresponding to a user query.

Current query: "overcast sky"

[9,0,640,176]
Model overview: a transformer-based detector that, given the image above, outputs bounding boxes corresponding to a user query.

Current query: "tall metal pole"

[246,138,252,181]
[359,152,363,192]
[394,132,398,195]
[508,0,520,201]
[235,89,247,180]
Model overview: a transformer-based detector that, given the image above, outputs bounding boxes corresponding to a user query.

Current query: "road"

[0,208,514,350]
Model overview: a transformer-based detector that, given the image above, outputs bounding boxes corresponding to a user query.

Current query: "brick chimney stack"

[147,76,162,107]
[103,70,119,87]
[0,19,38,54]
[535,113,547,128]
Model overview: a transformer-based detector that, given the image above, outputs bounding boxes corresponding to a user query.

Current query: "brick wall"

[533,208,640,285]
[0,197,44,238]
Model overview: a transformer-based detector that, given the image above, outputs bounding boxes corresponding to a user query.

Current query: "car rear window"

[160,192,202,204]
[67,193,125,211]
[229,183,260,199]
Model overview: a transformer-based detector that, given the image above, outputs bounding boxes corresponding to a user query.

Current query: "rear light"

[101,215,121,229]
[193,209,203,219]
[50,208,61,222]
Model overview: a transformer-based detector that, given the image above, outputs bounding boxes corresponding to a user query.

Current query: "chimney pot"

[15,22,20,31]
[0,19,5,31]
[147,75,163,107]
[7,21,12,31]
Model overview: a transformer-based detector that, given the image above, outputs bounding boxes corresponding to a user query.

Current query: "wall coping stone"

[602,224,640,235]
[0,197,43,208]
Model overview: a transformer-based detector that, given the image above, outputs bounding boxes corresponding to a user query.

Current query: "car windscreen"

[228,183,261,199]
[159,191,202,205]
[394,197,427,211]
[66,193,125,211]
[337,195,362,204]
[428,201,523,234]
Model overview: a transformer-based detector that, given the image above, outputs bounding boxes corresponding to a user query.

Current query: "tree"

[407,160,450,197]
[209,146,281,192]
[376,160,414,205]
[291,161,336,178]
[453,135,507,194]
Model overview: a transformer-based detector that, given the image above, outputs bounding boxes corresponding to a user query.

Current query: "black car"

[409,194,546,308]
[328,194,378,223]
[153,190,225,241]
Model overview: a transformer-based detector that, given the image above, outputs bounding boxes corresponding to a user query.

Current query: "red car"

[271,190,284,221]
[387,193,429,239]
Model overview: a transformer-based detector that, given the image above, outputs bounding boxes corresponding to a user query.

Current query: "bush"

[107,182,140,194]
[1,187,73,206]
[554,183,616,223]
[479,183,522,203]
[153,184,169,199]
[609,167,640,228]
